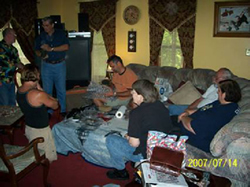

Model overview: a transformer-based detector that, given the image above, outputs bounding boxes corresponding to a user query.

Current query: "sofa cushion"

[168,81,201,105]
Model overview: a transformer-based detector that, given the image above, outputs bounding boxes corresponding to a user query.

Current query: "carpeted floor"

[0,120,137,187]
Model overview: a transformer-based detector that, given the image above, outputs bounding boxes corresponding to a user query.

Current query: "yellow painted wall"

[194,0,250,79]
[37,0,63,18]
[116,0,150,66]
[38,0,250,79]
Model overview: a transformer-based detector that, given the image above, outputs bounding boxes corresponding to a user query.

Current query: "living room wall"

[194,0,250,79]
[37,0,250,79]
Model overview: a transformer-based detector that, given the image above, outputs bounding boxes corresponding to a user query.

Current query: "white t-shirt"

[197,84,218,108]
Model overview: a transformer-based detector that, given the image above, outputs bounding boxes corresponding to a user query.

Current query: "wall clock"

[123,5,140,25]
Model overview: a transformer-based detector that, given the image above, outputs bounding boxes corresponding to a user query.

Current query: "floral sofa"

[127,63,250,187]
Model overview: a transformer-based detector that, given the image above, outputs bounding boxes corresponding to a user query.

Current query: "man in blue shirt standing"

[35,16,69,116]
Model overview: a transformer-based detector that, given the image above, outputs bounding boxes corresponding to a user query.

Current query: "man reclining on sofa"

[168,68,233,116]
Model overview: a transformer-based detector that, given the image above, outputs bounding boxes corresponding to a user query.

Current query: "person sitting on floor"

[175,79,241,152]
[16,64,59,162]
[168,68,233,116]
[93,55,138,108]
[105,79,173,180]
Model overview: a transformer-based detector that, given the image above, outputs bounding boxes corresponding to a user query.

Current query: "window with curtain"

[91,31,108,83]
[160,29,183,68]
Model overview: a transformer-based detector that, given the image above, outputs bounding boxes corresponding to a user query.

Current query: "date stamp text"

[187,158,238,168]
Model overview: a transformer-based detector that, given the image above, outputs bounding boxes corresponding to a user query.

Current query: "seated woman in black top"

[105,79,173,180]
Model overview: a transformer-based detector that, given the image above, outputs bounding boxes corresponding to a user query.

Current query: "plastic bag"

[154,78,173,102]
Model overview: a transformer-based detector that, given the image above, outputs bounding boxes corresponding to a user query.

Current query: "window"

[160,29,183,68]
[91,31,108,83]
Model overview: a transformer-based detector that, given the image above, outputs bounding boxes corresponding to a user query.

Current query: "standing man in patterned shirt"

[35,16,69,116]
[0,28,24,106]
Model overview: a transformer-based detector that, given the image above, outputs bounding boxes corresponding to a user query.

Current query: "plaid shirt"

[0,39,20,83]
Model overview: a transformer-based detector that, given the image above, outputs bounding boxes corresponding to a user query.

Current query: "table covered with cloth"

[52,117,128,168]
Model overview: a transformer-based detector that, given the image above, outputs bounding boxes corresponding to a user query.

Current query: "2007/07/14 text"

[187,159,238,168]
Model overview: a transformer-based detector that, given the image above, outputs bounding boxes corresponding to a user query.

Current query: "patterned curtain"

[79,0,118,57]
[149,19,164,66]
[0,0,38,64]
[102,17,116,57]
[178,16,196,69]
[149,0,196,67]
[0,0,11,28]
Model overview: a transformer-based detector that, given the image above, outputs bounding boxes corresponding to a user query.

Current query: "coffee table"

[0,106,24,144]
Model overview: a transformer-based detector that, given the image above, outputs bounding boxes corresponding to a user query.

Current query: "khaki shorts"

[25,125,57,162]
[105,97,131,107]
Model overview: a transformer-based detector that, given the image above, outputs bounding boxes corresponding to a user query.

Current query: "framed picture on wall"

[213,1,250,37]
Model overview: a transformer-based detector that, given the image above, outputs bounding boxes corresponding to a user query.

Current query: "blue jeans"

[168,104,188,116]
[0,82,16,106]
[106,135,143,170]
[41,61,66,113]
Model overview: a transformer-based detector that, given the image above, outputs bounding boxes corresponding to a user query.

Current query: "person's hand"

[41,44,51,52]
[124,133,130,140]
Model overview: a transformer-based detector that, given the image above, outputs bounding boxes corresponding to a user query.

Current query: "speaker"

[50,15,61,24]
[65,37,91,90]
[78,13,89,32]
[35,19,43,37]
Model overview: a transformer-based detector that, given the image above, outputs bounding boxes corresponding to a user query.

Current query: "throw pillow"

[168,81,201,105]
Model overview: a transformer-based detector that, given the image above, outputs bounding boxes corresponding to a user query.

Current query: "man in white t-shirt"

[168,68,233,115]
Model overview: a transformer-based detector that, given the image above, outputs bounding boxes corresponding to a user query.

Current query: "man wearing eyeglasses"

[0,28,24,106]
[35,16,69,116]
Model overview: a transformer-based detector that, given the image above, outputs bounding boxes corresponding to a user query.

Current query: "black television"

[65,37,91,90]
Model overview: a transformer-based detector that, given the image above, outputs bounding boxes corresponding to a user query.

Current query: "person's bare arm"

[38,91,59,110]
[180,116,196,134]
[186,97,204,111]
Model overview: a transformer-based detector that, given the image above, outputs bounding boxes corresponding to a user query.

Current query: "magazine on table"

[140,159,188,187]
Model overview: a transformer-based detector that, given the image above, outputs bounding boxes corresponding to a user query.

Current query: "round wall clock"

[123,5,140,25]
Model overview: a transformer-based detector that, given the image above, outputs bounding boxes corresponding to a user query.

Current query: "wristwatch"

[113,91,117,96]
[51,47,54,51]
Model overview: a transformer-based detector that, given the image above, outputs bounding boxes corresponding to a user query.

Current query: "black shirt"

[128,100,173,158]
[16,90,49,129]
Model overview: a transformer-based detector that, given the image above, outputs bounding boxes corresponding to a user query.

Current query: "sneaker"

[106,169,129,180]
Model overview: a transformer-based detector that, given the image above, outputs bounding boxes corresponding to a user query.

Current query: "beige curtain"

[149,0,196,68]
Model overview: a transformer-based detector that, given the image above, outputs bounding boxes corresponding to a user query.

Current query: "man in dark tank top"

[16,64,59,162]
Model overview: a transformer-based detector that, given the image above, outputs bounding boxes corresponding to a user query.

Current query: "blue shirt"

[181,100,239,152]
[35,29,69,61]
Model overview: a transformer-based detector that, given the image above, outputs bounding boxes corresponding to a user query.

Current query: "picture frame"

[213,1,250,37]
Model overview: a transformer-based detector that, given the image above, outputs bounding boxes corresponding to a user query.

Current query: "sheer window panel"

[160,29,183,69]
[91,31,108,84]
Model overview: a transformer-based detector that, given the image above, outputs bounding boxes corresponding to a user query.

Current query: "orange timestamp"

[187,158,238,168]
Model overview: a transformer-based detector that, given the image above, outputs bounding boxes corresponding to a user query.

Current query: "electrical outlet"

[246,49,250,56]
